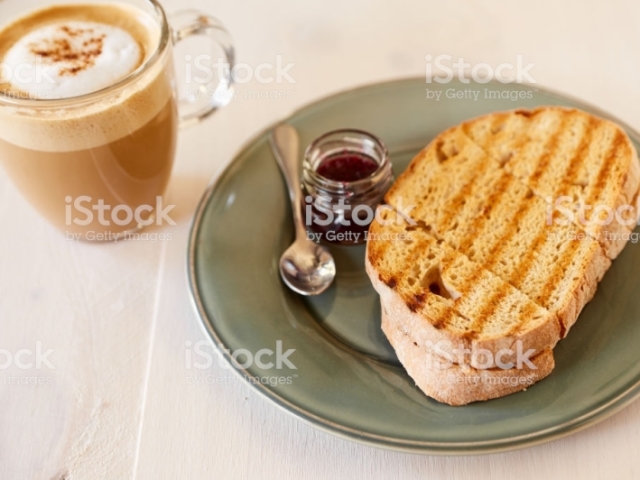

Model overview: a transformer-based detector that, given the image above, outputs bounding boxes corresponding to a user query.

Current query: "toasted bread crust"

[552,237,611,335]
[382,311,555,406]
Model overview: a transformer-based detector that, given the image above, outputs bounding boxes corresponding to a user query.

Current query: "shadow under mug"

[0,0,234,241]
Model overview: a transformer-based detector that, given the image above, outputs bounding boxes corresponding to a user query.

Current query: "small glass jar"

[302,129,393,245]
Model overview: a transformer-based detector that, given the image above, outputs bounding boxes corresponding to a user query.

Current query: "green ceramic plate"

[188,78,640,454]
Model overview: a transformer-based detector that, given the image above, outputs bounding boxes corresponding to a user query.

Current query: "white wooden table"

[2,0,640,478]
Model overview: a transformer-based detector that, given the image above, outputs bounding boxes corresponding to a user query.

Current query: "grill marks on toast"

[436,254,482,333]
[393,147,540,313]
[462,284,509,340]
[370,219,462,332]
[367,210,553,341]
[456,172,514,253]
[555,117,596,199]
[506,301,542,337]
[454,109,625,329]
[532,118,600,335]
[386,168,542,337]
[454,182,556,336]
[477,185,533,273]
[471,120,566,277]
[443,119,570,283]
[587,129,625,208]
[397,153,538,336]
[539,237,584,338]
[494,217,544,290]
[384,122,611,335]
[474,116,580,306]
[436,160,488,229]
[408,236,485,333]
[527,117,568,190]
[456,178,536,335]
[462,108,639,257]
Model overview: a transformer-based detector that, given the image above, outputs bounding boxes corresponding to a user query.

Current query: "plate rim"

[186,77,640,454]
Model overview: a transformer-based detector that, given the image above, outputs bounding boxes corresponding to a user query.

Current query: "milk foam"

[4,21,141,99]
[0,3,171,152]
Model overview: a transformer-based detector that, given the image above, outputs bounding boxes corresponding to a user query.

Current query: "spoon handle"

[270,124,307,240]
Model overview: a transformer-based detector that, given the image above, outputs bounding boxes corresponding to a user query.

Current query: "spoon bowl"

[279,238,337,295]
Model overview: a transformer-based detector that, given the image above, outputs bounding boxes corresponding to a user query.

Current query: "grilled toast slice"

[366,207,560,368]
[384,126,611,336]
[460,107,640,259]
[381,310,555,406]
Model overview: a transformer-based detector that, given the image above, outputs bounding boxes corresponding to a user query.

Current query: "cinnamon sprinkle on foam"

[29,24,106,76]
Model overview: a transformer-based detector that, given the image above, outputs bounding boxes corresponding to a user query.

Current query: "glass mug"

[0,0,234,240]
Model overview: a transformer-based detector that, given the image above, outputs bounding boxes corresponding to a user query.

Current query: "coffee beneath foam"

[4,21,141,99]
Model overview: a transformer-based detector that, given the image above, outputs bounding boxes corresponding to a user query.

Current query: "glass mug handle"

[169,10,235,128]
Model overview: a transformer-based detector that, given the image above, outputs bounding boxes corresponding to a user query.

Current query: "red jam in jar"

[302,129,393,245]
[316,153,379,182]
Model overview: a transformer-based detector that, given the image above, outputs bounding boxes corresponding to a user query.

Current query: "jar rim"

[303,128,390,191]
